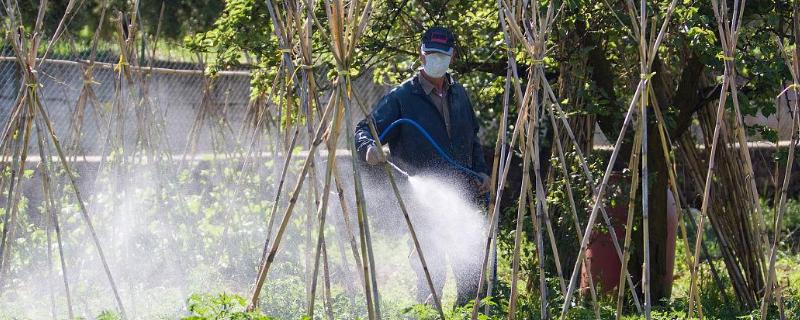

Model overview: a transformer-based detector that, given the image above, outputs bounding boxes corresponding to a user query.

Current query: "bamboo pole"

[760,18,800,315]
[342,97,378,319]
[3,25,130,311]
[483,72,508,315]
[35,114,76,319]
[317,0,385,315]
[44,171,57,320]
[500,0,654,313]
[547,103,601,319]
[263,0,326,304]
[508,114,534,319]
[615,120,643,319]
[247,90,335,309]
[558,0,681,313]
[688,0,750,314]
[331,166,366,311]
[308,88,345,318]
[0,108,26,284]
[531,89,567,299]
[35,83,128,318]
[758,91,797,317]
[500,2,562,316]
[471,6,521,318]
[321,239,335,320]
[560,81,643,319]
[542,74,643,313]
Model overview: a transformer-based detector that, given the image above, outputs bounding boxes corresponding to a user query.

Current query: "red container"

[580,187,677,295]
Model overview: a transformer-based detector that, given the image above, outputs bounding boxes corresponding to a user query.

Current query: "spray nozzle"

[387,160,410,180]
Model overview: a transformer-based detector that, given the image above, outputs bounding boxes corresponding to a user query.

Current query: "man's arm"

[354,93,401,161]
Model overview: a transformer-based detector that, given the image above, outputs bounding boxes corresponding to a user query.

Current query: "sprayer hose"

[377,118,483,180]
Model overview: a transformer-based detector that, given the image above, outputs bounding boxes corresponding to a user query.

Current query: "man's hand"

[365,146,386,166]
[476,173,491,194]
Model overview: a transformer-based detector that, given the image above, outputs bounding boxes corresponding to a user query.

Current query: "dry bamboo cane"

[483,69,510,316]
[252,62,308,270]
[526,178,549,320]
[547,104,601,319]
[0,85,26,155]
[521,182,549,309]
[541,71,644,313]
[326,193,359,313]
[1,91,36,290]
[540,74,642,312]
[349,85,389,319]
[471,99,526,319]
[247,90,336,310]
[524,53,553,320]
[0,111,26,283]
[318,175,335,319]
[67,1,107,161]
[499,8,563,318]
[332,167,366,286]
[472,70,536,317]
[687,0,745,313]
[490,7,596,312]
[308,88,345,318]
[529,83,568,319]
[640,77,652,320]
[471,6,518,318]
[31,80,127,317]
[256,126,300,278]
[321,239,335,320]
[560,80,643,319]
[35,113,76,319]
[729,49,771,301]
[759,90,798,318]
[44,174,56,320]
[718,1,771,287]
[264,1,326,302]
[48,179,75,319]
[312,0,379,296]
[532,77,567,298]
[509,114,534,320]
[342,97,378,320]
[759,38,800,316]
[615,115,643,319]
[686,59,733,319]
[507,0,646,312]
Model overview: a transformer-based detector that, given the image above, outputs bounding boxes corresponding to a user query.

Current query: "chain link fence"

[0,42,387,157]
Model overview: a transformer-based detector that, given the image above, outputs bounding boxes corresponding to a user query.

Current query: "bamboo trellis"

[1,0,798,319]
[0,1,127,318]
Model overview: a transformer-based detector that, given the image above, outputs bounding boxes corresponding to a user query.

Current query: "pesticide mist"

[0,145,488,319]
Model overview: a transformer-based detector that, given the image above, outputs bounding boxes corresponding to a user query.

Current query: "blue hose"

[377,118,483,180]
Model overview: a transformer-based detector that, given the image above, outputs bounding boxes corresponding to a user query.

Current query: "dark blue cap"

[421,26,455,56]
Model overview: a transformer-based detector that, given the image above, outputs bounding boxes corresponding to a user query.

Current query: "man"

[353,26,490,306]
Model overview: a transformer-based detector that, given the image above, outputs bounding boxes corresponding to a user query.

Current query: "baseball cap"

[421,26,455,56]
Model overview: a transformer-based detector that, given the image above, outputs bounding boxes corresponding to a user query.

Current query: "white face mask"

[423,53,451,78]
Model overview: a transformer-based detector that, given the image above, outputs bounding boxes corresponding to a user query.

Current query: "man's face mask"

[423,52,451,78]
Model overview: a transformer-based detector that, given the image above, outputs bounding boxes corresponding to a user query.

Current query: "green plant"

[184,293,273,320]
